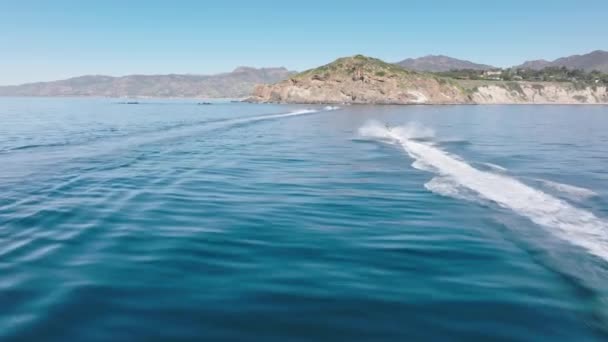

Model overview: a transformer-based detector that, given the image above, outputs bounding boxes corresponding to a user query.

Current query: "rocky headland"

[247,55,608,105]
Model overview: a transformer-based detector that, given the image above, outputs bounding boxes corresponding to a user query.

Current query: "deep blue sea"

[1,98,608,341]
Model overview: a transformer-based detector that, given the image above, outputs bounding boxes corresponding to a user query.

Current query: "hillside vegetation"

[436,67,608,87]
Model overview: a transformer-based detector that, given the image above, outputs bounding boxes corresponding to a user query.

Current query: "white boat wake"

[359,120,608,262]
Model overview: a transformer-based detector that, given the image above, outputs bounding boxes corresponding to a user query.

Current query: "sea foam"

[537,179,598,202]
[359,121,608,262]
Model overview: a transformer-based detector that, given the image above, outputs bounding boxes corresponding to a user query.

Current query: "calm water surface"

[1,98,608,341]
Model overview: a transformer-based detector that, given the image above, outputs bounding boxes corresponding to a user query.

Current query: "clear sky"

[1,0,607,85]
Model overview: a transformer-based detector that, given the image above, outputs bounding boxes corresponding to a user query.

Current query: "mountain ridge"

[515,50,608,72]
[396,55,495,72]
[3,50,608,98]
[0,67,294,98]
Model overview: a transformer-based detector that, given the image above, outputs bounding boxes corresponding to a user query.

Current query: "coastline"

[245,100,608,106]
[1,95,606,105]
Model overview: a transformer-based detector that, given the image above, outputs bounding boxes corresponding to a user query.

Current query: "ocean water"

[1,98,608,341]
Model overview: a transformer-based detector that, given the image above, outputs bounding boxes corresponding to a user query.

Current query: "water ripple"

[1,100,607,341]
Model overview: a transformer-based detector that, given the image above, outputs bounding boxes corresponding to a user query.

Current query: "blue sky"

[1,0,606,85]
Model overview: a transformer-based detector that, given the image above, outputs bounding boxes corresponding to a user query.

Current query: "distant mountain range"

[1,50,606,98]
[0,67,293,98]
[396,55,496,72]
[515,50,608,72]
[395,50,608,73]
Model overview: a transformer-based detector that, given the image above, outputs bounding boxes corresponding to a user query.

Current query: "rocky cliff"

[471,83,608,104]
[249,55,470,104]
[248,55,608,105]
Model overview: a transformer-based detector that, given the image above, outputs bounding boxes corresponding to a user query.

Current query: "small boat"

[198,102,212,105]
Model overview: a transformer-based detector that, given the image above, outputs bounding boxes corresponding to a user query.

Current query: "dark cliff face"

[0,68,294,98]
